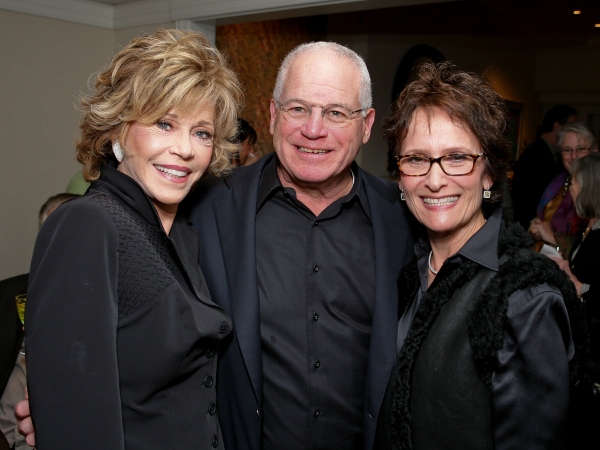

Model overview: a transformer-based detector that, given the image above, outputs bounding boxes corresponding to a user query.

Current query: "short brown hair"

[383,62,510,211]
[77,29,243,181]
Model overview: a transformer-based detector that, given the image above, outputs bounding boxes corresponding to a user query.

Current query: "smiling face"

[561,131,591,174]
[399,107,492,247]
[269,50,375,191]
[118,105,215,226]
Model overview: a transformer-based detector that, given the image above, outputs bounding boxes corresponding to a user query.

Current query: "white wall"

[0,10,173,279]
[0,10,114,278]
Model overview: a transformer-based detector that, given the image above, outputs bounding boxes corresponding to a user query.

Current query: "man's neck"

[277,165,354,216]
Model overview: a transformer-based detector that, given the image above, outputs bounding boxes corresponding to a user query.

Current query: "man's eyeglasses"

[395,153,485,176]
[277,100,364,128]
[561,146,590,156]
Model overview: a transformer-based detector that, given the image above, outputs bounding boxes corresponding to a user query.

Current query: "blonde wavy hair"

[77,28,243,181]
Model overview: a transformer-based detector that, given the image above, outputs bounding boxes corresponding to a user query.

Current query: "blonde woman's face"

[118,105,214,220]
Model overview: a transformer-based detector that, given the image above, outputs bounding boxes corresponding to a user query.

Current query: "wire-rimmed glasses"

[277,99,364,128]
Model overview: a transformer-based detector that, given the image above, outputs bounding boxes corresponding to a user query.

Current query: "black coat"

[26,163,231,450]
[511,138,565,228]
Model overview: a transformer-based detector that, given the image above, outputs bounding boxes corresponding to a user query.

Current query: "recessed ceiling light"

[573,10,581,15]
[596,23,600,27]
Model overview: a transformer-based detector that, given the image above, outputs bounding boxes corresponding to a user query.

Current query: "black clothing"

[256,158,375,449]
[512,138,565,228]
[377,210,578,449]
[567,227,600,449]
[0,274,26,397]
[27,162,231,450]
[188,154,415,450]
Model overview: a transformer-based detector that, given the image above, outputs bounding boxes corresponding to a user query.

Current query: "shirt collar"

[415,207,503,271]
[256,155,372,221]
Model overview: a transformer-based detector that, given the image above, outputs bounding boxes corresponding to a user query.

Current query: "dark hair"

[571,152,600,219]
[39,193,79,229]
[234,118,257,146]
[538,104,577,135]
[383,61,510,213]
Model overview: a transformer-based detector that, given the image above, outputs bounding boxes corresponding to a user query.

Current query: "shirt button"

[314,408,320,417]
[212,435,218,448]
[206,348,215,358]
[203,375,214,388]
[313,221,319,226]
[208,403,217,416]
[256,408,260,421]
[314,360,320,368]
[313,264,319,272]
[312,312,319,321]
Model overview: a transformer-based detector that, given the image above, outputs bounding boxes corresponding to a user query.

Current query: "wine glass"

[15,294,26,325]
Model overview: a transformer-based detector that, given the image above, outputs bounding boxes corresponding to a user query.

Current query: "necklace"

[561,176,571,198]
[428,251,438,275]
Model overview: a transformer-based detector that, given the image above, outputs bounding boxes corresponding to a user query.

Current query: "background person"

[549,152,600,450]
[233,118,262,166]
[0,193,77,450]
[23,29,242,450]
[377,62,585,449]
[529,122,597,257]
[511,104,577,228]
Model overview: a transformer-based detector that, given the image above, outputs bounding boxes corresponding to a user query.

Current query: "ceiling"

[1,0,600,44]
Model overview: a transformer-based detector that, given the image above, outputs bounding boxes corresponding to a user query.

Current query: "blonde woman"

[25,29,242,449]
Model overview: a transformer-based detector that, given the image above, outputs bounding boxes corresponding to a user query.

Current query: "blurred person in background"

[548,152,600,450]
[529,122,597,258]
[233,118,262,166]
[511,105,577,228]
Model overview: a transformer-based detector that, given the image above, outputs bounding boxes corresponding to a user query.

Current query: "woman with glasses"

[24,29,242,449]
[549,152,600,450]
[529,122,597,257]
[375,62,586,449]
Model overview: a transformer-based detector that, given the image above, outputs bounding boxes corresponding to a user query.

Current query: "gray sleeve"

[492,284,574,450]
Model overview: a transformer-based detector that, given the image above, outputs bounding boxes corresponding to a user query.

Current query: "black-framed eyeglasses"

[395,153,485,176]
[561,146,590,156]
[277,99,363,128]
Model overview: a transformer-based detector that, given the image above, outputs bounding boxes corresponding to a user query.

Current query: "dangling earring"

[112,141,124,162]
[400,191,406,201]
[483,187,491,199]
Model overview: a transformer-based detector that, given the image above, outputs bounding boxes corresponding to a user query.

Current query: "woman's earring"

[113,141,124,162]
[483,188,491,199]
[400,191,406,201]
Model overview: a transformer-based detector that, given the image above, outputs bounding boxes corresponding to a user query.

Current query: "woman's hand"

[15,388,36,448]
[528,218,543,241]
[548,256,583,294]
[530,220,557,246]
[537,221,557,245]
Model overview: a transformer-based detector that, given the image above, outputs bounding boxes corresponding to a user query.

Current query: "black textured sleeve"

[26,196,124,449]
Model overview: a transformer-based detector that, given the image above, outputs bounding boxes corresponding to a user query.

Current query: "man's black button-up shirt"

[256,157,376,450]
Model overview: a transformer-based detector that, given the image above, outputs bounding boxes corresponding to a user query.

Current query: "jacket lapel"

[211,159,270,403]
[361,169,414,445]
